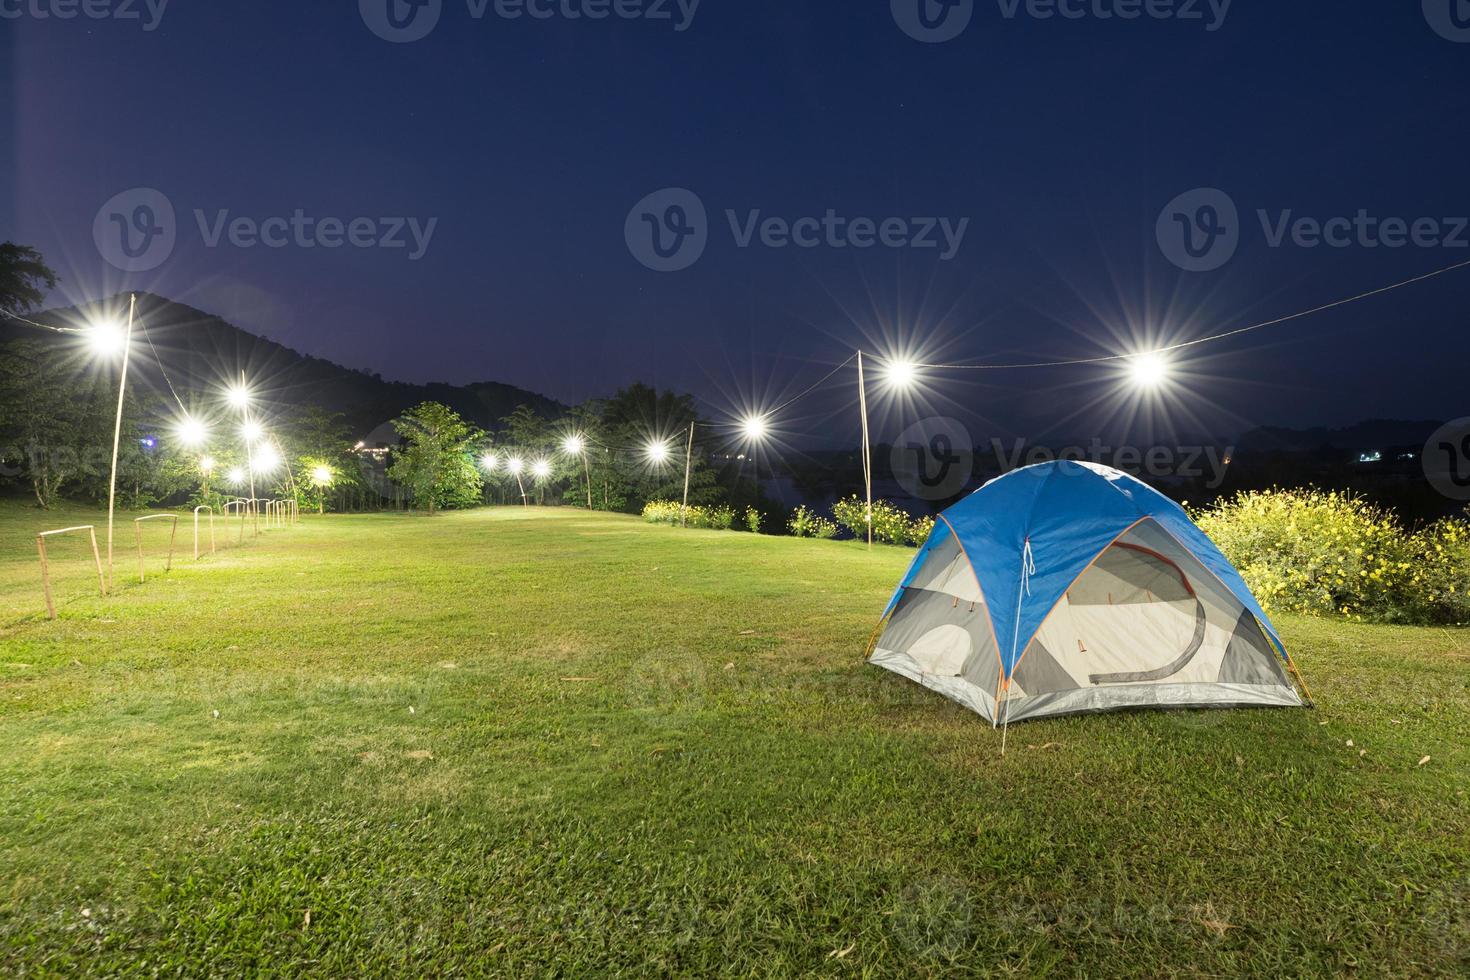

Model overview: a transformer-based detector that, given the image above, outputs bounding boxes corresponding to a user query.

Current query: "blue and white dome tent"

[868,461,1312,725]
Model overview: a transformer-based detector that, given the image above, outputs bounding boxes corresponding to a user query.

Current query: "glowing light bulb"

[85,321,126,356]
[507,457,525,475]
[1128,351,1170,388]
[199,457,216,475]
[646,441,671,464]
[311,465,333,486]
[741,415,768,441]
[176,417,208,447]
[562,435,586,455]
[532,459,552,479]
[885,359,918,390]
[481,452,499,472]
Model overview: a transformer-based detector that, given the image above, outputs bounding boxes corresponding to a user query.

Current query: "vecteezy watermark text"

[0,0,168,31]
[93,188,438,272]
[891,0,1230,43]
[360,0,700,43]
[1157,187,1469,272]
[625,188,969,272]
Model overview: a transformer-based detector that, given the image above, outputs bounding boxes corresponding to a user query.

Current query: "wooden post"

[105,294,137,590]
[680,420,695,527]
[857,350,873,549]
[37,534,53,620]
[37,525,106,620]
[89,526,105,597]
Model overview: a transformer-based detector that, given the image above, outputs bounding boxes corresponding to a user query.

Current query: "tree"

[0,340,112,507]
[0,243,59,314]
[387,402,483,514]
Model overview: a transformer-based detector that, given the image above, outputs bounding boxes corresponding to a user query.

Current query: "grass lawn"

[1,500,1467,977]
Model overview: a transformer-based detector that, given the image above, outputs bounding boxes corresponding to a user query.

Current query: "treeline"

[0,332,762,517]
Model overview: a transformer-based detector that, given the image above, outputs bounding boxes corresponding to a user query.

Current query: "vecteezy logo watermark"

[1155,187,1239,272]
[625,187,971,272]
[359,0,443,43]
[892,417,975,501]
[1158,187,1469,272]
[891,0,1230,42]
[891,0,974,43]
[360,0,700,43]
[992,440,1234,487]
[1424,418,1470,501]
[624,187,708,272]
[93,188,177,273]
[1423,0,1470,42]
[0,0,169,31]
[93,188,439,272]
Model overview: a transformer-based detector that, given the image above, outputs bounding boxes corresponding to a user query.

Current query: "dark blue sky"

[3,2,1468,445]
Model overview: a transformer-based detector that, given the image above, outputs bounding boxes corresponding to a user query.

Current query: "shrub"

[788,505,838,539]
[831,496,916,545]
[908,515,937,546]
[642,500,683,526]
[641,500,733,530]
[744,506,762,534]
[1191,490,1470,625]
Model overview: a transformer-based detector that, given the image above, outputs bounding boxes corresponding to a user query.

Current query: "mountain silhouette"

[3,292,563,438]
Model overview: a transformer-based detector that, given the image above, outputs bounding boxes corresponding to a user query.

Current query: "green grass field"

[1,501,1467,977]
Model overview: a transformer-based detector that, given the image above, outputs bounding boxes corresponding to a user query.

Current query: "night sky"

[2,2,1468,446]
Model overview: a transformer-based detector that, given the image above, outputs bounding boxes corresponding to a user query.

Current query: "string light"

[884,359,918,390]
[84,320,126,356]
[1127,351,1170,388]
[226,385,252,409]
[740,415,769,442]
[175,417,208,447]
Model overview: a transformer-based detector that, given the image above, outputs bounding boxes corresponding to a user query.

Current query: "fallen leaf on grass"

[303,909,311,930]
[559,676,596,682]
[1418,756,1432,767]
[738,630,756,636]
[405,750,434,761]
[827,943,855,960]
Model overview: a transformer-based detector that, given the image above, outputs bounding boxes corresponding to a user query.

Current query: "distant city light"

[1128,351,1170,388]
